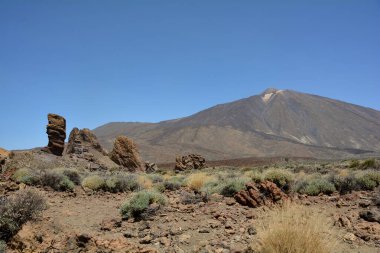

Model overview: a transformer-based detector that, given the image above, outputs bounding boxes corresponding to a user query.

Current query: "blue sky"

[1,0,379,150]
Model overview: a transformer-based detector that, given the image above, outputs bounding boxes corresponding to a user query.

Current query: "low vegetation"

[258,203,337,253]
[120,190,166,219]
[0,190,45,241]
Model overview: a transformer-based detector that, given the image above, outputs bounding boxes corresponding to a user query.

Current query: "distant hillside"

[94,89,380,163]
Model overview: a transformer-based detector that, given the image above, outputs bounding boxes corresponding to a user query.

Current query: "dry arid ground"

[1,152,380,253]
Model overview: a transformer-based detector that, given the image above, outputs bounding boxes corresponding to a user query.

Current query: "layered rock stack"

[43,114,66,156]
[174,154,206,172]
[109,136,143,172]
[234,181,287,208]
[66,128,106,158]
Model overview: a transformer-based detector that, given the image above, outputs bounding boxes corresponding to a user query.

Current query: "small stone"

[247,225,257,235]
[139,235,152,244]
[199,228,210,233]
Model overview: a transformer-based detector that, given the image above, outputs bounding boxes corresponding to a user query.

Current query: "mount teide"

[94,89,380,163]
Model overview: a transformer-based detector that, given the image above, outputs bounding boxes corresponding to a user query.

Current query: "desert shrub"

[39,171,75,191]
[348,160,360,168]
[11,168,39,185]
[180,191,209,204]
[62,169,81,185]
[259,203,336,253]
[218,177,249,197]
[246,170,263,183]
[0,190,45,241]
[264,169,294,192]
[356,171,380,190]
[162,176,185,191]
[82,175,105,190]
[148,174,164,183]
[329,171,357,194]
[359,159,377,170]
[120,190,166,219]
[0,240,6,252]
[187,172,214,192]
[299,178,336,196]
[105,174,139,193]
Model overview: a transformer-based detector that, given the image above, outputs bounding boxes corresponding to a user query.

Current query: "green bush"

[105,174,139,193]
[330,173,357,194]
[11,168,39,185]
[356,171,380,190]
[359,159,377,170]
[348,160,360,168]
[299,178,336,196]
[0,240,6,252]
[120,190,166,219]
[62,169,81,185]
[264,169,294,192]
[218,178,248,197]
[39,171,75,191]
[82,175,105,190]
[148,174,164,183]
[0,190,45,241]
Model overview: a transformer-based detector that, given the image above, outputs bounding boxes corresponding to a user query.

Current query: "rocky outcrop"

[0,148,11,169]
[42,114,66,156]
[66,128,106,157]
[145,162,158,173]
[174,154,206,172]
[235,181,287,208]
[109,136,142,171]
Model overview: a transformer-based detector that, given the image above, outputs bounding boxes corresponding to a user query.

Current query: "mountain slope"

[94,89,380,162]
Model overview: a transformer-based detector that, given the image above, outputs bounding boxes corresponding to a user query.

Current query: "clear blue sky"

[1,0,379,150]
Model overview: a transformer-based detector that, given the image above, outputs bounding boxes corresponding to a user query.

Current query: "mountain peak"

[261,88,284,102]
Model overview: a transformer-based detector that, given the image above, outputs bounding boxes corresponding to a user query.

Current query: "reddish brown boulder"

[175,154,206,172]
[42,114,66,156]
[66,128,106,156]
[109,136,143,171]
[235,181,287,208]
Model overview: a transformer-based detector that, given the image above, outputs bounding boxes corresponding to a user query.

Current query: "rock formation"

[145,162,158,173]
[66,128,106,157]
[109,136,142,172]
[43,113,66,156]
[0,147,11,169]
[235,181,287,208]
[174,154,206,172]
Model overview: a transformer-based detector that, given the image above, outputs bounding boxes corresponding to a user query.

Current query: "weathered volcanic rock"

[66,128,106,157]
[145,162,158,173]
[43,114,66,156]
[174,154,206,172]
[109,136,143,171]
[235,181,287,208]
[0,147,11,168]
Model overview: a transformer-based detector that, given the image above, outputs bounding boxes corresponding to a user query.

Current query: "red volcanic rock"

[235,181,287,208]
[42,114,66,156]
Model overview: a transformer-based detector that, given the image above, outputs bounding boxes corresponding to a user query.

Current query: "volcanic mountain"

[93,89,380,163]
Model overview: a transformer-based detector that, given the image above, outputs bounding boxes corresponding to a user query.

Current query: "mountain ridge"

[93,89,380,163]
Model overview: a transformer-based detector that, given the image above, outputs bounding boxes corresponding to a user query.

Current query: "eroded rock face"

[109,136,142,171]
[235,181,287,208]
[43,114,66,156]
[66,128,106,156]
[174,154,206,172]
